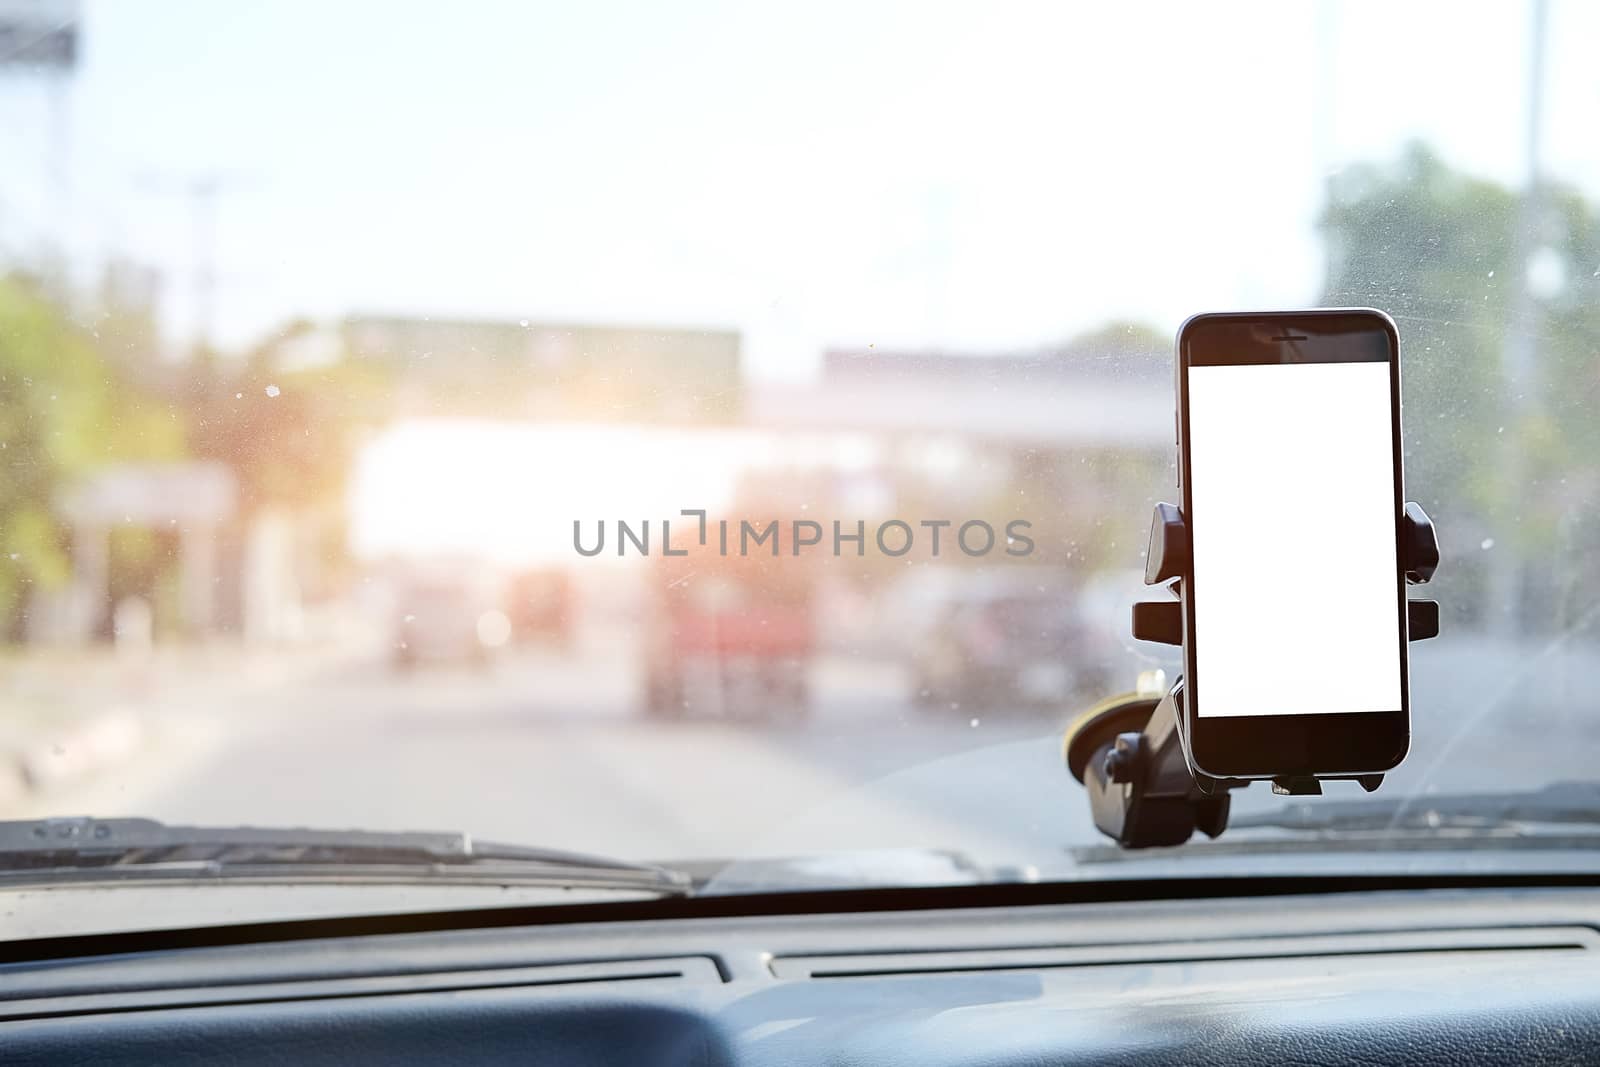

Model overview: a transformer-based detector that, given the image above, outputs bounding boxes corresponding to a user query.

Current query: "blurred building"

[38,463,318,647]
[340,316,741,423]
[739,335,1174,590]
[42,463,235,644]
[748,340,1169,450]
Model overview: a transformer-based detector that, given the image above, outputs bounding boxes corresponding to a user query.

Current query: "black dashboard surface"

[7,885,1600,1065]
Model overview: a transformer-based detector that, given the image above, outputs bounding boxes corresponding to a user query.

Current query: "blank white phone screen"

[1187,360,1402,717]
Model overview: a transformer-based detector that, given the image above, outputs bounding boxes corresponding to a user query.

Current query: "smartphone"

[1176,309,1409,778]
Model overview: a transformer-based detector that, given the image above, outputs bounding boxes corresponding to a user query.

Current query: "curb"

[0,643,363,816]
[13,707,147,795]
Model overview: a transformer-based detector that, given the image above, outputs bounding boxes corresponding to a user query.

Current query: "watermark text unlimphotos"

[574,511,1035,558]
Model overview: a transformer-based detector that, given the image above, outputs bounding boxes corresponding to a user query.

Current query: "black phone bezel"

[1176,308,1410,778]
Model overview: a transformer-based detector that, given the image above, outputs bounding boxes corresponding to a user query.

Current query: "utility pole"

[1486,0,1549,636]
[1313,0,1338,296]
[137,171,249,357]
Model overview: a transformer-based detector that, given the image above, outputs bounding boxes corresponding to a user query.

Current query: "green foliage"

[1060,320,1170,379]
[0,278,184,636]
[1322,144,1514,511]
[1320,142,1600,623]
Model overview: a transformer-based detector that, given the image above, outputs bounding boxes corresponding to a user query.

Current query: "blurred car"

[504,568,575,646]
[391,573,507,671]
[907,577,1104,711]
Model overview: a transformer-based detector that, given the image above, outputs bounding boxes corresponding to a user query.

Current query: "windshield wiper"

[1231,781,1600,834]
[0,817,692,895]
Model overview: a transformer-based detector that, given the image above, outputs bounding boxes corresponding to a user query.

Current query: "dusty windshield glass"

[2,1,1599,913]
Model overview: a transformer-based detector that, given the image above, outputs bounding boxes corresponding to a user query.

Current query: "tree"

[0,277,184,638]
[1318,142,1600,628]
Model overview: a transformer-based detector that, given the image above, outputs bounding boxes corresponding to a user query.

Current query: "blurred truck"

[641,524,816,721]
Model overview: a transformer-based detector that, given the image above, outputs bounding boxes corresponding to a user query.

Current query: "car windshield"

[3,0,1599,932]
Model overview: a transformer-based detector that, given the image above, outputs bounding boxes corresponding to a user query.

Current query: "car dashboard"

[5,883,1600,1064]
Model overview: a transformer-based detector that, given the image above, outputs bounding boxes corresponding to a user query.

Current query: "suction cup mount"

[1062,501,1440,849]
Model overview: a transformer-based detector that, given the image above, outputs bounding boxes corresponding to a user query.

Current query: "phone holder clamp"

[1062,501,1439,849]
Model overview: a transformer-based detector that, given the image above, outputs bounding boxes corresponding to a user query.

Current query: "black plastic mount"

[1132,501,1440,647]
[1062,501,1440,849]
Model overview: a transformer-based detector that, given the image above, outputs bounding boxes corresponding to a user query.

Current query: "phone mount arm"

[1062,501,1440,849]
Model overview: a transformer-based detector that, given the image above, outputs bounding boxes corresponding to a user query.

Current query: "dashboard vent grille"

[771,927,1599,979]
[0,956,724,1022]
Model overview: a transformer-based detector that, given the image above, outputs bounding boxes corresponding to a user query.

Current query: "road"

[15,638,1106,872]
[12,629,1600,878]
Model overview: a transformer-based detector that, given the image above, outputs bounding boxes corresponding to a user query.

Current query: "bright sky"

[2,1,1597,381]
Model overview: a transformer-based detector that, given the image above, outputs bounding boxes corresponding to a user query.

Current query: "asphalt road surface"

[19,639,1105,871]
[14,630,1600,878]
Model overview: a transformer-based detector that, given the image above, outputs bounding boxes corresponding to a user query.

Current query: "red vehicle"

[641,526,815,721]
